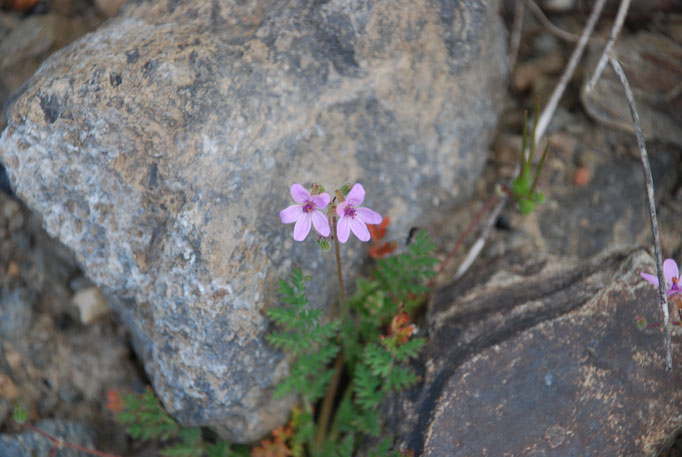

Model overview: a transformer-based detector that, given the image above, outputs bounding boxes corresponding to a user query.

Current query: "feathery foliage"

[113,388,248,457]
[266,267,341,402]
[265,231,436,457]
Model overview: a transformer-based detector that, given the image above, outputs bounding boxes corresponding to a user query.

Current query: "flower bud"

[337,182,352,196]
[316,237,332,252]
[311,182,325,195]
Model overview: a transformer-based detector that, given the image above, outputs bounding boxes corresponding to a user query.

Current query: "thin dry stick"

[431,193,499,286]
[508,0,525,71]
[534,0,607,146]
[522,0,580,42]
[455,197,508,280]
[586,0,632,92]
[609,56,672,370]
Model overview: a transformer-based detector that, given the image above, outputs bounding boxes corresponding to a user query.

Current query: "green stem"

[332,217,346,315]
[313,216,347,448]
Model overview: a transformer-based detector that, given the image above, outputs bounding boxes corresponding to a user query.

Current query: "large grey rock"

[385,249,682,456]
[0,0,507,441]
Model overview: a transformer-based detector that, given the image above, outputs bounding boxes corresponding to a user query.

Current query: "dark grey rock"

[386,249,682,456]
[0,0,508,442]
[0,420,96,457]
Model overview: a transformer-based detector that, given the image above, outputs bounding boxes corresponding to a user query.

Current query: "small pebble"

[7,261,19,277]
[573,167,590,187]
[72,286,109,324]
[0,373,19,399]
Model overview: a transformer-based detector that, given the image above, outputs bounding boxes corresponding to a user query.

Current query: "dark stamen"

[303,202,314,213]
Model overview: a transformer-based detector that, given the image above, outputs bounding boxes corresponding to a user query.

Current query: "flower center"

[344,206,356,218]
[303,201,314,213]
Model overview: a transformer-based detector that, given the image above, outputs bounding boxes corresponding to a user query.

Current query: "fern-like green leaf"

[353,363,383,410]
[394,338,425,363]
[364,344,393,379]
[385,366,419,392]
[160,443,203,457]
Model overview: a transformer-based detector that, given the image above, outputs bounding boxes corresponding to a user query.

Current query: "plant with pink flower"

[641,258,681,299]
[335,183,382,243]
[641,258,682,324]
[280,183,331,241]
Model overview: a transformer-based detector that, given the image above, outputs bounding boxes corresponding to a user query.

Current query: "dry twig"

[586,0,632,92]
[608,56,672,370]
[455,197,507,280]
[522,0,580,42]
[534,0,607,145]
[508,0,525,71]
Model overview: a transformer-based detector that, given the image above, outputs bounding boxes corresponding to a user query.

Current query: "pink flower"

[335,183,382,243]
[280,184,331,241]
[641,258,681,298]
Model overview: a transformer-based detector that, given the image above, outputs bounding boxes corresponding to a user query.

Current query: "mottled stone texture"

[387,249,682,456]
[0,420,95,457]
[0,0,507,442]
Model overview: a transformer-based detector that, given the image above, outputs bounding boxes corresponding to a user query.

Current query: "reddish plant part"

[250,425,293,457]
[106,390,124,414]
[381,312,416,346]
[368,216,397,259]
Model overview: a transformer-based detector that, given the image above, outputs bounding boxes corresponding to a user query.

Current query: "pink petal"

[640,272,659,287]
[311,210,330,237]
[349,217,370,242]
[663,259,679,289]
[293,214,312,241]
[355,207,382,225]
[312,193,331,209]
[337,216,351,243]
[346,183,365,206]
[290,183,311,203]
[280,205,303,223]
[336,201,348,218]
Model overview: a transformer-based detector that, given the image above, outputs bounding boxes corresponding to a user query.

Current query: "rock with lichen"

[0,0,507,442]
